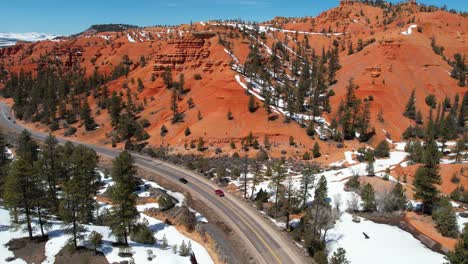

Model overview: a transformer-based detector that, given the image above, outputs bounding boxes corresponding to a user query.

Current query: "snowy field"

[0,174,213,264]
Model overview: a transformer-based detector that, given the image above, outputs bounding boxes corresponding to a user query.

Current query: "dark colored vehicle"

[214,189,225,197]
[179,178,188,184]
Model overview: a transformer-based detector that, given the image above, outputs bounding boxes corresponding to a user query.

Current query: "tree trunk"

[37,208,45,237]
[72,218,78,248]
[123,227,128,246]
[22,186,33,240]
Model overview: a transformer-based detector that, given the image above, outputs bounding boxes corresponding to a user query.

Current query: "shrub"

[194,74,202,80]
[374,140,390,158]
[130,220,155,244]
[158,195,175,211]
[160,125,168,136]
[64,126,77,136]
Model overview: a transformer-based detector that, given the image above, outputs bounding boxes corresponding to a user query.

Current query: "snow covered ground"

[0,32,59,47]
[328,213,445,264]
[0,174,213,264]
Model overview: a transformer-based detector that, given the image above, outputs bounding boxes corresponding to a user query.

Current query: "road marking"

[220,197,283,264]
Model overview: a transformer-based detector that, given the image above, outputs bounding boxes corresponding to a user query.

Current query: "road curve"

[0,102,310,264]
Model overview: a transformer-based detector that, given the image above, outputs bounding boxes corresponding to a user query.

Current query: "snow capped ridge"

[0,32,60,47]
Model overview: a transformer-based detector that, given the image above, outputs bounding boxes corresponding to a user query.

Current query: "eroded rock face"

[153,36,213,75]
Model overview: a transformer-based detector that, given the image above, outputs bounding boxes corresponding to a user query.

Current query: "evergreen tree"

[171,89,181,123]
[313,142,321,158]
[248,94,256,113]
[109,91,122,127]
[307,121,315,137]
[137,77,144,92]
[270,161,286,208]
[433,197,459,238]
[390,182,408,211]
[445,225,468,264]
[330,248,350,264]
[162,67,173,88]
[88,231,103,254]
[403,90,417,120]
[0,128,11,187]
[60,145,99,248]
[184,127,191,136]
[81,100,97,130]
[361,183,376,212]
[413,139,441,214]
[314,175,328,204]
[366,160,375,176]
[17,130,39,165]
[375,140,390,158]
[109,151,139,245]
[3,159,36,239]
[300,167,316,209]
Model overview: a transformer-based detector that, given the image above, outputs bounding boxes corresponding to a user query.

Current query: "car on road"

[178,177,188,184]
[214,189,225,197]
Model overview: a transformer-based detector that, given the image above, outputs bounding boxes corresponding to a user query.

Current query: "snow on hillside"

[0,32,58,47]
[401,25,418,35]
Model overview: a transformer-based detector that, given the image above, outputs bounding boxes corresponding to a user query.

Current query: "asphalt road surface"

[0,102,310,264]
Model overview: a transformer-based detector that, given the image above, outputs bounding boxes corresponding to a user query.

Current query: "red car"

[214,189,225,197]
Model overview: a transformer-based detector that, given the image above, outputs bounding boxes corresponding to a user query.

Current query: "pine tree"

[137,77,144,92]
[81,100,97,131]
[163,67,173,88]
[307,121,315,137]
[0,128,11,187]
[197,137,205,151]
[314,175,328,205]
[88,231,103,255]
[38,134,61,212]
[458,92,467,128]
[61,145,99,248]
[391,182,407,211]
[109,151,139,245]
[313,142,321,158]
[361,183,376,212]
[171,89,181,123]
[375,140,390,158]
[227,109,233,120]
[17,130,39,165]
[161,234,169,249]
[330,248,350,264]
[3,159,36,239]
[109,91,122,127]
[300,167,316,209]
[433,197,459,238]
[404,90,417,120]
[445,225,468,264]
[366,160,375,176]
[184,127,191,136]
[270,161,286,208]
[413,139,441,214]
[248,94,256,113]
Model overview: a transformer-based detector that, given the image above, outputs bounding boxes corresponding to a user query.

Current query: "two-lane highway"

[0,102,309,264]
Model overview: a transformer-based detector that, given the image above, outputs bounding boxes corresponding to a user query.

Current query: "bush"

[160,125,168,136]
[64,126,77,136]
[130,220,155,244]
[432,197,459,238]
[345,175,360,190]
[194,74,202,80]
[158,195,175,211]
[374,140,390,158]
[176,206,197,231]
